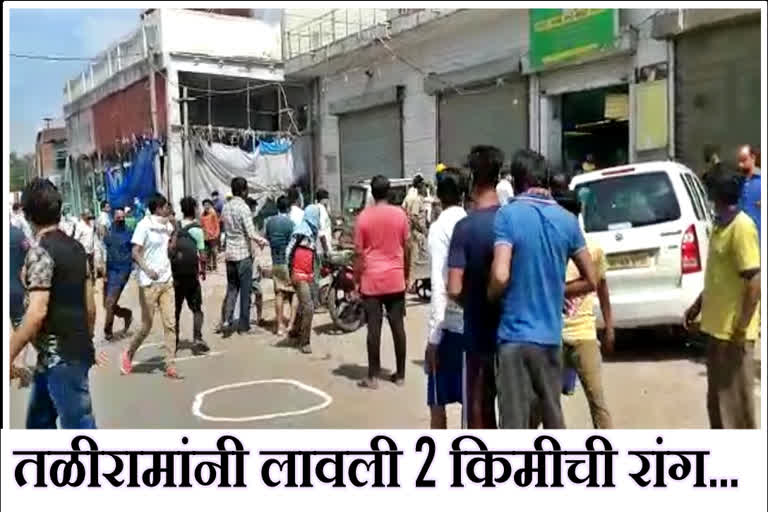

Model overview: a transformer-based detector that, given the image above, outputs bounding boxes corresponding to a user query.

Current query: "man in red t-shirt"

[354,175,411,389]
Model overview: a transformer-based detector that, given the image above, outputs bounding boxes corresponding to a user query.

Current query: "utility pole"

[246,80,251,130]
[142,21,161,194]
[183,87,190,197]
[207,77,212,140]
[148,68,159,138]
[276,84,282,132]
[143,25,159,139]
[174,87,196,197]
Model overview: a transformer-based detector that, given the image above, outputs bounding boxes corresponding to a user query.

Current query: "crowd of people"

[7,141,761,430]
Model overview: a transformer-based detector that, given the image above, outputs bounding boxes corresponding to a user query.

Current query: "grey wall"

[315,10,530,203]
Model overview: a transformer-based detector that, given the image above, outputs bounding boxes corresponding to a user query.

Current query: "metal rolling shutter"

[538,55,631,96]
[338,103,402,206]
[675,20,760,172]
[438,79,528,167]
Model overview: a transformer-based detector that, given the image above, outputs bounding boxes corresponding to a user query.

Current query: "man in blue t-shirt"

[211,190,225,217]
[737,144,761,239]
[265,195,296,335]
[447,145,504,429]
[103,207,134,341]
[488,149,598,429]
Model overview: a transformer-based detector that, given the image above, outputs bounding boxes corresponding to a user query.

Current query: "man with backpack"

[172,197,209,354]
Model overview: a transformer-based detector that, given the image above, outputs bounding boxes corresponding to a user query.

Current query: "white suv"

[570,161,712,330]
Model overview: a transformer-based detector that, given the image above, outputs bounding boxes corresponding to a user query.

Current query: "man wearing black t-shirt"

[9,178,98,429]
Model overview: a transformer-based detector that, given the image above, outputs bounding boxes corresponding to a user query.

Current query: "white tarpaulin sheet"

[190,139,301,200]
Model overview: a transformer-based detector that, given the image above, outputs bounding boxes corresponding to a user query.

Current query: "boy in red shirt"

[200,199,220,271]
[354,175,411,389]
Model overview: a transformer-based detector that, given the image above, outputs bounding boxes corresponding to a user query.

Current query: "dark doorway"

[562,84,629,177]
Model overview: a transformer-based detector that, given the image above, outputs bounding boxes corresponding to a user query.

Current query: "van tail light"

[681,224,702,274]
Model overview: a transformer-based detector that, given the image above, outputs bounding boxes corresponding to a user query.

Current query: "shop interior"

[561,84,629,176]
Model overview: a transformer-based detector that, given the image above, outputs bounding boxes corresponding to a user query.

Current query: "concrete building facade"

[652,8,761,172]
[34,125,67,179]
[63,8,290,212]
[61,8,760,213]
[32,121,78,212]
[286,8,528,204]
[285,8,758,207]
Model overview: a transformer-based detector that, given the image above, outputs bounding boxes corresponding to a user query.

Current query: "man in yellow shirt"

[559,192,614,428]
[685,173,760,429]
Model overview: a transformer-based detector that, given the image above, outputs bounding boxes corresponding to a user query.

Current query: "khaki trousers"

[128,280,176,369]
[705,334,756,429]
[564,339,613,429]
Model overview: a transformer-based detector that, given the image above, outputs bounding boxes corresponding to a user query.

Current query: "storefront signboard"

[529,9,618,70]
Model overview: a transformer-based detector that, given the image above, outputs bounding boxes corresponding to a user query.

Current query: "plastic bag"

[562,366,578,395]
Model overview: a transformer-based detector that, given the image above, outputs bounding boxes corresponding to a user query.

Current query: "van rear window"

[388,186,408,206]
[681,173,706,221]
[574,172,681,232]
[346,187,367,210]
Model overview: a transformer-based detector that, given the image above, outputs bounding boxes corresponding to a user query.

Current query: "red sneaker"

[120,351,133,375]
[164,367,184,380]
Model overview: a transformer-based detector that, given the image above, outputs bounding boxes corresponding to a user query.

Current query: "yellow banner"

[541,43,599,65]
[636,79,669,151]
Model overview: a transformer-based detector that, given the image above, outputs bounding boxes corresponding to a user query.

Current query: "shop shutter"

[438,78,528,167]
[338,103,403,206]
[675,20,761,172]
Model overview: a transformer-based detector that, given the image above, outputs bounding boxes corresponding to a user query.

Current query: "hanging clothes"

[189,139,296,203]
[256,136,292,155]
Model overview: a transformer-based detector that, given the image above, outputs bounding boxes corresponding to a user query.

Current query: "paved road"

[9,268,762,429]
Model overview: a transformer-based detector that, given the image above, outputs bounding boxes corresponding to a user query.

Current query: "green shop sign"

[529,9,618,70]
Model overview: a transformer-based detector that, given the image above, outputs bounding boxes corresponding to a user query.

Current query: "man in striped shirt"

[220,177,266,338]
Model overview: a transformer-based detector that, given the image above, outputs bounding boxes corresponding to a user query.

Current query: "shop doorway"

[561,84,629,177]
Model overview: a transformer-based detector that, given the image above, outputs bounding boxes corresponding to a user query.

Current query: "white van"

[570,161,712,330]
[345,177,436,215]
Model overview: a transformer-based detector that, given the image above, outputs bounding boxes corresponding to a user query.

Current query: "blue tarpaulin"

[105,140,158,209]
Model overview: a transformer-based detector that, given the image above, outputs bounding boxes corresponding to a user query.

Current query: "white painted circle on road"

[191,379,333,422]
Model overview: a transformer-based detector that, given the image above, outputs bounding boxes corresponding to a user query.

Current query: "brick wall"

[35,127,67,177]
[92,72,167,154]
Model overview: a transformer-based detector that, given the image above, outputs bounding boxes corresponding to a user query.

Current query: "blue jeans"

[223,257,253,332]
[10,289,25,326]
[26,361,96,429]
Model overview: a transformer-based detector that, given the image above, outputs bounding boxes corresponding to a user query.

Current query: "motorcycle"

[320,251,366,333]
